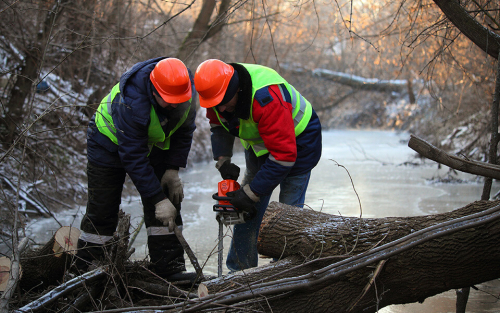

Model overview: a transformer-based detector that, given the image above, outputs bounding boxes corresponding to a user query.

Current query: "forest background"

[0,0,498,241]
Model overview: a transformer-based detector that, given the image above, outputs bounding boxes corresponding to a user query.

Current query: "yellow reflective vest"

[213,63,312,156]
[95,83,191,153]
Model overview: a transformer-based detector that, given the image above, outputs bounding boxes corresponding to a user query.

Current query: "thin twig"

[347,259,387,311]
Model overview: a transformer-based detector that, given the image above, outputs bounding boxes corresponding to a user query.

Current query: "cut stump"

[20,226,80,291]
[0,256,20,292]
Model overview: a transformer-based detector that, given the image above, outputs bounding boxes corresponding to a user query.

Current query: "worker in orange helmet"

[76,57,198,283]
[195,59,322,272]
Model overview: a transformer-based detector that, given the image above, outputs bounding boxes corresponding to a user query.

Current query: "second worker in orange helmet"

[194,59,323,272]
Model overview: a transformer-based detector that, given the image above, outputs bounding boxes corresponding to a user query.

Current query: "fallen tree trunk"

[256,200,493,259]
[16,201,500,313]
[311,68,408,92]
[197,200,500,313]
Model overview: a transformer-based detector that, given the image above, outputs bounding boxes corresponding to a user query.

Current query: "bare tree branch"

[432,0,500,59]
[408,134,500,179]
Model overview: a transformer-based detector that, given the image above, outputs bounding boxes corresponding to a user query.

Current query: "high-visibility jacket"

[213,63,312,157]
[86,56,196,202]
[207,63,322,196]
[95,83,192,154]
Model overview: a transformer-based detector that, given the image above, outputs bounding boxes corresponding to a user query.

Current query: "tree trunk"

[0,238,28,313]
[4,46,39,143]
[176,0,231,62]
[257,201,498,259]
[19,226,80,291]
[311,68,408,92]
[432,0,500,60]
[198,200,500,313]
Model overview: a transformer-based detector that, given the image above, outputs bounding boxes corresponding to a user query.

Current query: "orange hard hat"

[194,59,234,108]
[150,58,192,104]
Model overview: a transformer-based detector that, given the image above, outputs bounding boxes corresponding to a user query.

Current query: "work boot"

[148,233,186,275]
[73,239,106,273]
[165,271,201,285]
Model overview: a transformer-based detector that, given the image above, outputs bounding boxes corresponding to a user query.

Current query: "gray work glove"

[155,198,177,232]
[161,169,184,204]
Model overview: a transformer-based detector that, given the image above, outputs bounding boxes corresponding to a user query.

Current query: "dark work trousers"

[76,162,185,277]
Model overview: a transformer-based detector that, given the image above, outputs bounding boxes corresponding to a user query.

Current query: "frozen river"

[29,129,500,312]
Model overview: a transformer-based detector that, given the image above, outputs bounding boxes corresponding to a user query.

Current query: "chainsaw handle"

[213,204,238,211]
[212,192,232,202]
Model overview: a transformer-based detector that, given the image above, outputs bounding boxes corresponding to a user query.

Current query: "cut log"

[0,237,28,313]
[0,257,12,292]
[196,200,500,313]
[20,226,80,291]
[53,226,80,257]
[0,257,22,293]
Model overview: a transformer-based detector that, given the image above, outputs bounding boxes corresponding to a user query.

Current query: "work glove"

[216,156,240,180]
[155,198,177,232]
[226,185,260,218]
[161,169,184,204]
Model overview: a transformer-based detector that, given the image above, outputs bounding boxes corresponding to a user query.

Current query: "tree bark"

[257,201,500,259]
[197,200,500,313]
[4,45,40,143]
[432,0,500,60]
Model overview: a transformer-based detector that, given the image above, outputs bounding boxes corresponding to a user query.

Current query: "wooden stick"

[173,224,204,281]
[0,175,50,218]
[63,284,102,313]
[131,279,197,298]
[408,134,500,179]
[347,259,387,312]
[13,266,108,313]
[127,216,144,251]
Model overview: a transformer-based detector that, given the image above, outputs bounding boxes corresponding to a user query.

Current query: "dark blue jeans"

[226,154,311,272]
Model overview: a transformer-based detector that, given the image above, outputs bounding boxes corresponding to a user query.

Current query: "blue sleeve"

[249,159,292,196]
[113,96,164,200]
[211,126,235,160]
[164,106,196,167]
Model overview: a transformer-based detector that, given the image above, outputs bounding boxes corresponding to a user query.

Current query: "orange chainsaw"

[212,179,247,277]
[212,179,246,225]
